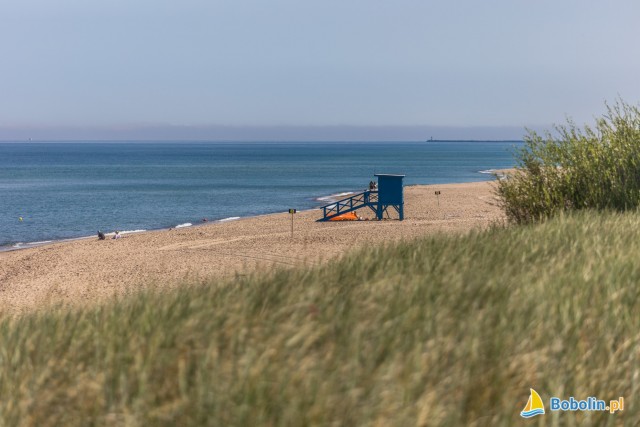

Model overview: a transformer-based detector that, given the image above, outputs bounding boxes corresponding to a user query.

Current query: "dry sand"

[0,180,504,313]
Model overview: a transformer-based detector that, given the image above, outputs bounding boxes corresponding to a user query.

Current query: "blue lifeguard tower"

[318,174,405,221]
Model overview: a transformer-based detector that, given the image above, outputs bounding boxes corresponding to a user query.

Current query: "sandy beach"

[0,180,504,313]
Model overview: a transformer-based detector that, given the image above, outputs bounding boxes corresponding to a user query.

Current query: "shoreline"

[0,187,362,253]
[0,209,322,255]
[0,179,506,313]
[1,172,512,254]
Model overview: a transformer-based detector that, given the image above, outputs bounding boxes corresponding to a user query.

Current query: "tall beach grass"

[0,211,638,425]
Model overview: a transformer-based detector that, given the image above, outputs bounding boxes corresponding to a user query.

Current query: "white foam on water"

[218,217,240,222]
[479,169,509,180]
[27,240,53,245]
[315,192,355,202]
[61,236,93,242]
[118,229,147,235]
[12,240,53,247]
[9,240,53,250]
[104,230,146,237]
[175,223,192,228]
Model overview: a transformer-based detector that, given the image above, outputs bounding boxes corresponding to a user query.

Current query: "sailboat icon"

[520,388,545,418]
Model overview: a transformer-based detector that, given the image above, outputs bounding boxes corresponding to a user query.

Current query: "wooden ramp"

[317,191,378,221]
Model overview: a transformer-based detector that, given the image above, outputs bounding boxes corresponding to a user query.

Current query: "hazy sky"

[1,0,639,140]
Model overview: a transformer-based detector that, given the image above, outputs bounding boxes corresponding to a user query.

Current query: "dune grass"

[1,211,639,426]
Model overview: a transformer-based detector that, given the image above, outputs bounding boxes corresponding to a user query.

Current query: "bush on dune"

[497,100,640,223]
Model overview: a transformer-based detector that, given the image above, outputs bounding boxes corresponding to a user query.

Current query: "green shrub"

[497,100,640,223]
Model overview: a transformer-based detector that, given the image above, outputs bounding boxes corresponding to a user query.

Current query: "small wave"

[10,240,53,248]
[479,169,509,180]
[315,191,355,202]
[118,229,147,235]
[175,223,192,229]
[218,217,240,222]
[104,230,146,236]
[60,236,93,242]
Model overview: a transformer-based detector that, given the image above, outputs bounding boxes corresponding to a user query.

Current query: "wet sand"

[0,180,504,313]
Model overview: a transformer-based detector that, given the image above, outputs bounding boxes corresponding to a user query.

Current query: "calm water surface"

[0,141,521,248]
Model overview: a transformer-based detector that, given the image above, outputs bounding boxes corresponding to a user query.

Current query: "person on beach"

[112,231,121,239]
[97,230,105,240]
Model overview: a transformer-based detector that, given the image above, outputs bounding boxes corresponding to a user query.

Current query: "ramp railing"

[318,190,378,221]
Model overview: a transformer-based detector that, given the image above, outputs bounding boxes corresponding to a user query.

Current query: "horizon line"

[0,123,541,142]
[0,138,526,143]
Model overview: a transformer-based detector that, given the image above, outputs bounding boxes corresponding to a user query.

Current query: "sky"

[1,0,639,141]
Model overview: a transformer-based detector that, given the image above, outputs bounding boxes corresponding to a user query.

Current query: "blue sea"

[0,141,521,249]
